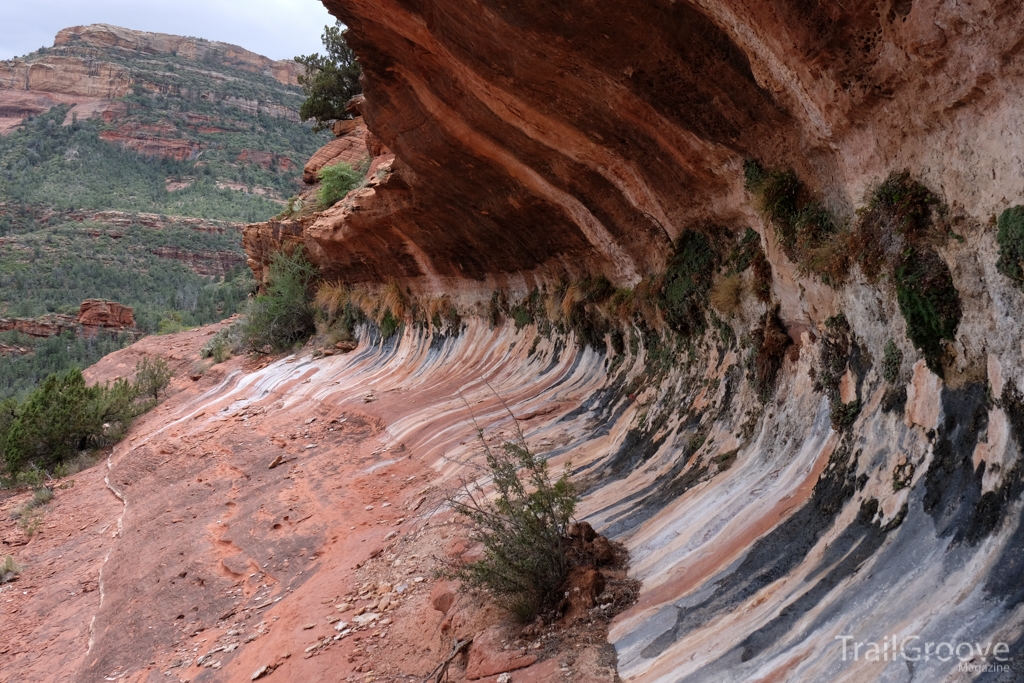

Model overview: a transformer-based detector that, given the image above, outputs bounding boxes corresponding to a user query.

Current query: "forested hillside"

[0,204,255,399]
[0,25,326,398]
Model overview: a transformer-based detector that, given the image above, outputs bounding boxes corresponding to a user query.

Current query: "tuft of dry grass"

[632,276,665,329]
[379,281,407,323]
[314,281,350,322]
[1,554,23,582]
[426,295,461,332]
[750,249,774,303]
[710,274,744,315]
[544,288,563,323]
[608,288,635,320]
[559,283,585,320]
[345,287,375,320]
[425,296,448,322]
[802,232,853,286]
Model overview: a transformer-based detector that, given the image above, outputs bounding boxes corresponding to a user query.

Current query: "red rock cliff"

[247,0,1023,317]
[54,24,302,86]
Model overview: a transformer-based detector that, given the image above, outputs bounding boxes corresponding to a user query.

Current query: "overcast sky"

[0,0,337,62]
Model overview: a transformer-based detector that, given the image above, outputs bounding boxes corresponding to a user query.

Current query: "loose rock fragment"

[252,664,276,680]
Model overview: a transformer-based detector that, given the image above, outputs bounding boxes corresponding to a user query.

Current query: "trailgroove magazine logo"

[836,635,1012,672]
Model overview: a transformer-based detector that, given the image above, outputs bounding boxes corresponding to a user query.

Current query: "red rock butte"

[76,299,135,332]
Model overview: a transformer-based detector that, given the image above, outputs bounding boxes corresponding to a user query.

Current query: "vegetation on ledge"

[996,205,1024,288]
[296,22,364,131]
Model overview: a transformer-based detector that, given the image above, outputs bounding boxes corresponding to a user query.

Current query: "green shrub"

[817,313,850,403]
[201,324,242,363]
[830,398,862,431]
[744,160,844,283]
[202,333,231,363]
[378,309,400,340]
[317,161,364,208]
[714,449,739,472]
[728,228,762,274]
[661,231,716,336]
[157,313,189,335]
[31,487,54,507]
[745,162,800,254]
[510,304,534,330]
[509,289,543,330]
[882,339,903,384]
[1,368,141,474]
[134,357,173,401]
[242,249,319,352]
[895,248,961,374]
[447,432,578,622]
[847,171,941,283]
[276,195,304,220]
[742,158,768,190]
[867,171,937,237]
[749,245,774,303]
[566,305,610,349]
[996,206,1024,288]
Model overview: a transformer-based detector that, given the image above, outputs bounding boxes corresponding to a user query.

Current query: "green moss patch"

[895,247,961,374]
[660,230,716,337]
[996,206,1024,288]
[743,160,842,284]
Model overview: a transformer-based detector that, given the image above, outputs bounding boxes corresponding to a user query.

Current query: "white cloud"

[0,0,337,62]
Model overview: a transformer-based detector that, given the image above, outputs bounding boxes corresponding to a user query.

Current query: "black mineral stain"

[639,438,859,659]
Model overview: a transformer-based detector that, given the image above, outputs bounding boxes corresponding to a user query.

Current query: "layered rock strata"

[75,299,135,334]
[0,300,134,340]
[235,1,1024,681]
[0,23,306,161]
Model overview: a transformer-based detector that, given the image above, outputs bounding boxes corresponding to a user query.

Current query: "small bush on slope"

[661,230,717,337]
[446,429,578,622]
[750,306,791,402]
[317,161,364,208]
[1,554,22,583]
[135,356,173,401]
[895,247,961,375]
[0,357,171,477]
[710,273,744,315]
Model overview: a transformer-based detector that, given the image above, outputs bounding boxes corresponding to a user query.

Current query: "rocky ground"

[0,323,635,683]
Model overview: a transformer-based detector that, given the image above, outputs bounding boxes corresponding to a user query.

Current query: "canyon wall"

[237,1,1024,681]
[4,0,1022,666]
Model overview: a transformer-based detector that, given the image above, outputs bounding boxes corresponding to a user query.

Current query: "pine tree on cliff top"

[295,22,362,131]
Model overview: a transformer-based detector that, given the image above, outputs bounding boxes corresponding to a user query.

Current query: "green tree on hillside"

[295,22,363,131]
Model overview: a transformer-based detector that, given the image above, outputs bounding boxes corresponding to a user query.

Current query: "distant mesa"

[0,23,304,160]
[53,24,302,87]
